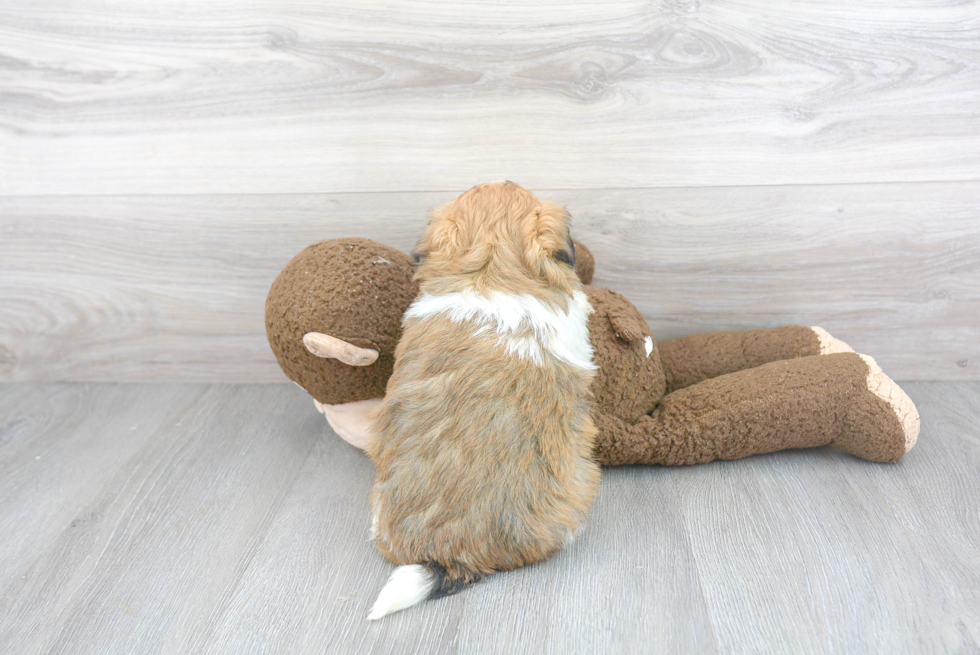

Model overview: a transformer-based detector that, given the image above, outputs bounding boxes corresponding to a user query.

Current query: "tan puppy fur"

[366,181,601,619]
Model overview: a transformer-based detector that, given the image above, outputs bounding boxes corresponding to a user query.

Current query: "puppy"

[366,181,601,620]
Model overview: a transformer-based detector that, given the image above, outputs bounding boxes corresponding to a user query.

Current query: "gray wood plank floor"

[0,382,977,654]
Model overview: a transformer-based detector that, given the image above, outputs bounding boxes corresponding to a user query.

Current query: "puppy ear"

[554,235,576,268]
[521,201,574,286]
[414,205,463,269]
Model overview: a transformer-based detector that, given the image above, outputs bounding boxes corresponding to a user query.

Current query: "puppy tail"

[367,563,481,620]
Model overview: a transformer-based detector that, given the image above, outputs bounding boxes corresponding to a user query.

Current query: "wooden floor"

[1,382,977,654]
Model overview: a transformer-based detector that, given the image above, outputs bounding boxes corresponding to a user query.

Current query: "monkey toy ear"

[303,332,379,366]
[607,310,647,345]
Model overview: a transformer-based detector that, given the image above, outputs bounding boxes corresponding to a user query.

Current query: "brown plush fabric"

[592,353,907,465]
[584,286,666,423]
[658,326,822,394]
[265,237,915,466]
[265,238,419,404]
[572,239,594,285]
[836,379,910,463]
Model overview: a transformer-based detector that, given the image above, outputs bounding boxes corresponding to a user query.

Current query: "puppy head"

[413,181,579,299]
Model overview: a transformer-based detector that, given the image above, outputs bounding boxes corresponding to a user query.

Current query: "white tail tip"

[367,565,436,620]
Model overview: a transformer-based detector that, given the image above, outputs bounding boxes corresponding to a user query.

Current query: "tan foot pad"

[811,326,855,355]
[859,354,920,453]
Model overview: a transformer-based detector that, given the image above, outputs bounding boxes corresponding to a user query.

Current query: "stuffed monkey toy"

[265,238,919,465]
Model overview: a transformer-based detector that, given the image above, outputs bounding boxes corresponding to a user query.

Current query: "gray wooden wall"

[2,1,978,382]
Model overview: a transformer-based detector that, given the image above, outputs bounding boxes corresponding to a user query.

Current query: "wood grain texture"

[0,384,321,654]
[1,0,979,194]
[2,182,977,382]
[0,383,205,593]
[0,381,977,653]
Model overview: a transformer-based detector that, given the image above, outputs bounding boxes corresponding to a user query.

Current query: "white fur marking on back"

[368,565,436,620]
[505,335,544,365]
[644,336,653,358]
[405,290,597,370]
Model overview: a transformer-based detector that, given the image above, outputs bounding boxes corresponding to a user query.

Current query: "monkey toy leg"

[593,352,919,466]
[657,325,854,394]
